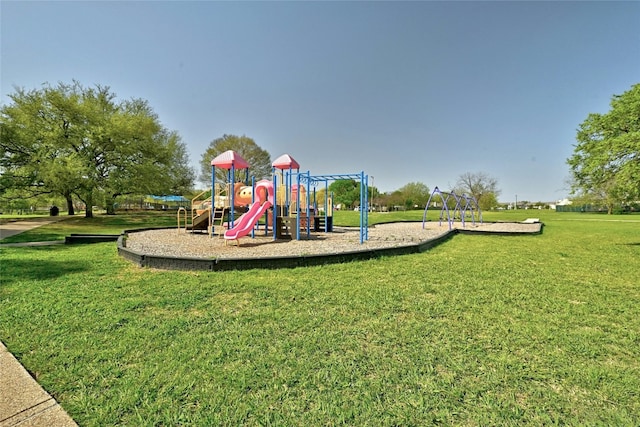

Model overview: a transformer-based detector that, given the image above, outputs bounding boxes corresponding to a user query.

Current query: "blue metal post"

[306,172,311,239]
[364,172,369,241]
[324,181,329,232]
[296,172,301,241]
[360,172,366,243]
[273,168,277,241]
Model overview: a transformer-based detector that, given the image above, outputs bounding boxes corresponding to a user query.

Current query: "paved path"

[0,217,67,240]
[1,216,78,426]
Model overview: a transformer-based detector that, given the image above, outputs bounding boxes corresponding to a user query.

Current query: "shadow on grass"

[1,232,66,244]
[0,258,91,285]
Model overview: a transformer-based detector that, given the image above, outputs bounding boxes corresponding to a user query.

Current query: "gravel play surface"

[124,221,541,260]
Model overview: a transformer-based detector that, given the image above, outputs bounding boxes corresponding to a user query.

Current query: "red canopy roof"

[272,153,300,170]
[211,150,249,169]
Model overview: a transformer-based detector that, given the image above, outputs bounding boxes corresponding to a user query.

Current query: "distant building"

[550,198,572,210]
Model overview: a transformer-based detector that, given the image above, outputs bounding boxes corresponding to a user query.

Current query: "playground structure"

[271,153,370,244]
[271,153,371,244]
[178,150,371,245]
[177,182,247,235]
[422,186,483,230]
[177,150,257,236]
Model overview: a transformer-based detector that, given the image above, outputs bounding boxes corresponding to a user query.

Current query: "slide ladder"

[211,206,227,237]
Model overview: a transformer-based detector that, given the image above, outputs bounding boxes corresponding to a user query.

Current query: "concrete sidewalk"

[1,216,78,426]
[0,343,77,427]
[0,216,68,241]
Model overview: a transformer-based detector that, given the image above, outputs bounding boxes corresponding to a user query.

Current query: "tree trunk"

[105,194,118,215]
[65,193,75,215]
[76,191,94,218]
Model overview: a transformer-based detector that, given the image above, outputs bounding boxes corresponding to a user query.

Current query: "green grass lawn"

[1,210,639,425]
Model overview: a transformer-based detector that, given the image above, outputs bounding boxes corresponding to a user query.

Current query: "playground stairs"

[313,216,333,232]
[275,217,293,240]
[211,207,227,237]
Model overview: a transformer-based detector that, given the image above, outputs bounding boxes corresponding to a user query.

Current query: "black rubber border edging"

[65,234,120,244]
[117,222,542,271]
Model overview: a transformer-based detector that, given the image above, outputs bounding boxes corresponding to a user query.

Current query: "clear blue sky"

[2,1,638,202]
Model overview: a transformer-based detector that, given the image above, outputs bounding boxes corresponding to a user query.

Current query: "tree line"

[0,82,508,215]
[3,80,636,216]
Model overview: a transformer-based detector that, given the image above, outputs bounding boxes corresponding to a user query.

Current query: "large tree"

[1,84,83,213]
[567,83,640,214]
[199,134,272,186]
[0,81,194,217]
[397,182,430,210]
[455,172,500,210]
[329,179,361,209]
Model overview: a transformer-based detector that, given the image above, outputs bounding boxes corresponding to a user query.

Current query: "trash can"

[49,205,59,216]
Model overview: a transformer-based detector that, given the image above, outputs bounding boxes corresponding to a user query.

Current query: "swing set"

[422,186,483,230]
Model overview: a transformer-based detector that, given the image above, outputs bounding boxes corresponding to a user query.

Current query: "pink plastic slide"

[223,201,272,241]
